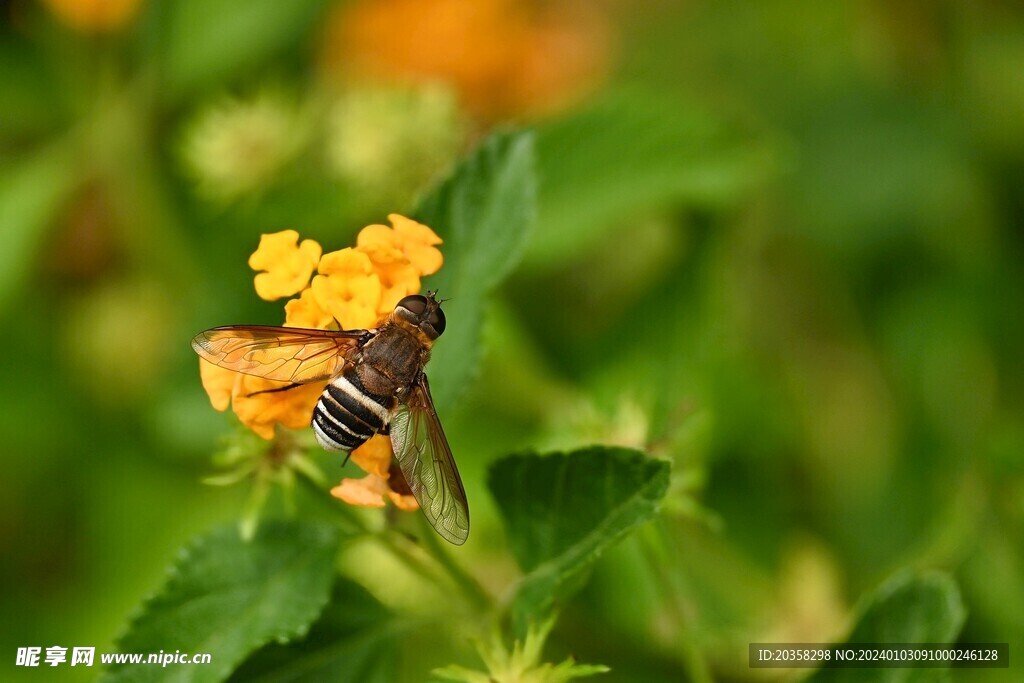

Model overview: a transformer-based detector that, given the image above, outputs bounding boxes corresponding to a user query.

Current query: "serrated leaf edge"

[106,522,338,682]
[498,451,671,618]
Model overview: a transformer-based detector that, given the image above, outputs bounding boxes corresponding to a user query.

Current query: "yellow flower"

[366,214,444,275]
[231,376,325,440]
[41,0,143,32]
[330,474,419,510]
[356,238,420,315]
[356,214,443,315]
[199,359,238,412]
[311,248,382,330]
[249,230,322,301]
[199,360,325,440]
[284,288,335,329]
[199,218,442,514]
[350,433,393,478]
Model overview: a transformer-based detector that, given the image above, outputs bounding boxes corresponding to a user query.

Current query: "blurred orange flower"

[198,217,442,508]
[41,0,143,32]
[320,0,610,120]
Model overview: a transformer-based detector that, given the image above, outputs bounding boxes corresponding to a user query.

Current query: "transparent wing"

[191,325,367,384]
[390,374,469,545]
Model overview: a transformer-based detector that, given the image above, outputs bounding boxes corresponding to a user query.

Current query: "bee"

[191,292,469,545]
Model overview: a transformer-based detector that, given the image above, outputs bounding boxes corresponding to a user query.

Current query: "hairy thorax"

[355,323,430,397]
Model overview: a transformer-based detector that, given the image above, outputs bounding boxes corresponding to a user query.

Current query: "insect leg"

[244,382,304,397]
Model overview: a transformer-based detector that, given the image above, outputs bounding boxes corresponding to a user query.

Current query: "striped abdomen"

[312,368,395,451]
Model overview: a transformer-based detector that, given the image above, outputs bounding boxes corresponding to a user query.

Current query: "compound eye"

[427,307,446,336]
[396,294,428,315]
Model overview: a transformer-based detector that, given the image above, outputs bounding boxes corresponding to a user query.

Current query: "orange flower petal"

[199,360,239,412]
[318,246,376,277]
[356,223,401,251]
[388,213,441,247]
[387,490,420,511]
[249,230,323,301]
[378,280,420,316]
[326,0,522,118]
[330,473,420,511]
[350,434,393,477]
[284,288,336,329]
[312,248,383,329]
[353,215,441,315]
[323,0,608,119]
[356,237,406,266]
[231,375,324,440]
[331,475,390,508]
[356,215,443,276]
[389,214,443,275]
[357,241,422,315]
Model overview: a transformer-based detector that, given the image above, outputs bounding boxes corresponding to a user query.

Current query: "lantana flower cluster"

[199,214,442,510]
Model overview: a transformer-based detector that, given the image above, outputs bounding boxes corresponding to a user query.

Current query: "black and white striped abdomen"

[312,369,394,452]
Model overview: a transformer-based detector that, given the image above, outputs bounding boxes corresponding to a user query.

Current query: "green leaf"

[103,520,340,683]
[0,144,79,314]
[808,570,965,683]
[488,447,670,630]
[159,0,327,97]
[416,130,536,413]
[228,578,405,683]
[526,90,774,268]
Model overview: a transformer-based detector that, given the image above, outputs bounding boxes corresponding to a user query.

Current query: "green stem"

[638,522,714,683]
[296,475,467,595]
[378,530,460,594]
[297,474,368,536]
[297,471,491,615]
[416,515,493,612]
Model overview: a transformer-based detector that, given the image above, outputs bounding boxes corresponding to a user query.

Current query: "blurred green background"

[2,0,1023,680]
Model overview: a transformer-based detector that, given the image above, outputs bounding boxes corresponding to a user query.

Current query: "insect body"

[191,292,469,545]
